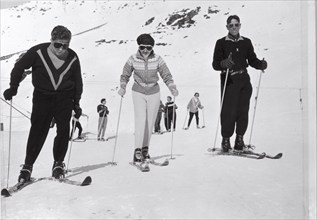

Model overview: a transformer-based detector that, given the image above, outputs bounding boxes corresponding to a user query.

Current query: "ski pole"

[66,117,77,173]
[208,54,232,152]
[248,62,264,146]
[182,109,189,129]
[170,96,176,159]
[110,96,123,165]
[5,99,13,188]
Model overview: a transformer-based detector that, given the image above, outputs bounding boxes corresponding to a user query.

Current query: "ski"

[209,148,265,159]
[244,145,283,159]
[129,161,150,172]
[1,176,92,197]
[39,176,92,186]
[260,152,283,159]
[148,158,169,166]
[1,178,41,197]
[217,150,265,159]
[71,137,87,142]
[208,147,282,160]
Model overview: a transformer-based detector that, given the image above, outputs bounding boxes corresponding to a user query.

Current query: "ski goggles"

[227,23,241,28]
[139,45,153,51]
[53,42,69,50]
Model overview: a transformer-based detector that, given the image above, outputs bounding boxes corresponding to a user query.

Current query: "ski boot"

[142,146,150,162]
[52,161,66,179]
[234,135,246,151]
[221,137,231,153]
[133,148,143,164]
[18,164,33,183]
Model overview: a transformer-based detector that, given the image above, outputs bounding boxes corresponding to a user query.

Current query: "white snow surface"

[0,1,314,219]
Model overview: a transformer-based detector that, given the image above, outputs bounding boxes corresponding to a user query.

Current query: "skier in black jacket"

[164,96,177,132]
[3,25,83,182]
[212,15,267,152]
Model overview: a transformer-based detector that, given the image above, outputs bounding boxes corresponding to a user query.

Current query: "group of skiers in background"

[69,92,204,141]
[2,14,268,182]
[153,93,204,134]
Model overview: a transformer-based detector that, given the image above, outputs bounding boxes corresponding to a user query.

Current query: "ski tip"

[1,188,11,197]
[81,176,92,186]
[108,161,118,166]
[274,153,283,159]
[257,153,266,159]
[207,147,216,152]
[163,159,170,165]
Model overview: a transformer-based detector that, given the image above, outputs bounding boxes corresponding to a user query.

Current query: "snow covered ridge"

[1,1,226,55]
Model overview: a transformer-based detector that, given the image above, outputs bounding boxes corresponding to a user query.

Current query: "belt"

[221,69,247,76]
[135,81,157,87]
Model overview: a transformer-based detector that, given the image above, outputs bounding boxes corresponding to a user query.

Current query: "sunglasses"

[139,45,153,51]
[228,23,241,28]
[53,42,69,50]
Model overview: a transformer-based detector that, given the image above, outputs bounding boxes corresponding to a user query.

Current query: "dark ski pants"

[187,111,199,127]
[165,112,176,130]
[220,73,252,138]
[154,111,162,132]
[24,91,73,165]
[70,120,82,138]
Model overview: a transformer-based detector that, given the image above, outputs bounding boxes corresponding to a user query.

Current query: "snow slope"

[0,1,314,219]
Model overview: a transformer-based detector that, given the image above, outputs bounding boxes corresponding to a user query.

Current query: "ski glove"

[118,88,126,97]
[74,105,82,119]
[3,87,18,100]
[259,60,268,71]
[220,57,235,69]
[168,83,179,97]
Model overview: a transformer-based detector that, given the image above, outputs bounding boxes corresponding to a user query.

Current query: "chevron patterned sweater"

[120,50,174,95]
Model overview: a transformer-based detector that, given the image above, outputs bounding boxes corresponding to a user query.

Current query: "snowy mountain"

[0,1,315,219]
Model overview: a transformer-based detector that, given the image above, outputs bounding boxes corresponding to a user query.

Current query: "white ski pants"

[132,91,161,149]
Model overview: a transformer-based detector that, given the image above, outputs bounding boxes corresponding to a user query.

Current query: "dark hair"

[194,92,199,96]
[51,25,72,41]
[167,96,172,100]
[137,33,155,46]
[227,15,240,24]
[101,98,106,103]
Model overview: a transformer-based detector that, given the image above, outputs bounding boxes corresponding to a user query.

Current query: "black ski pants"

[24,90,73,165]
[154,111,162,132]
[187,111,199,127]
[220,73,252,138]
[164,112,176,130]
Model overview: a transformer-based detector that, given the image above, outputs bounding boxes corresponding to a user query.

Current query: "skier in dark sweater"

[154,100,165,134]
[164,96,177,132]
[97,98,109,141]
[3,25,83,182]
[212,15,267,152]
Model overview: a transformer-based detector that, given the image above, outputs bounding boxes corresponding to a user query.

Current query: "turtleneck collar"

[225,33,244,42]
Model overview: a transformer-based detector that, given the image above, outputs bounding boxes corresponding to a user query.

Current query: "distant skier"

[97,98,109,141]
[164,96,177,132]
[212,15,267,152]
[154,100,165,134]
[3,25,83,181]
[69,111,89,140]
[184,92,204,130]
[118,33,178,165]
